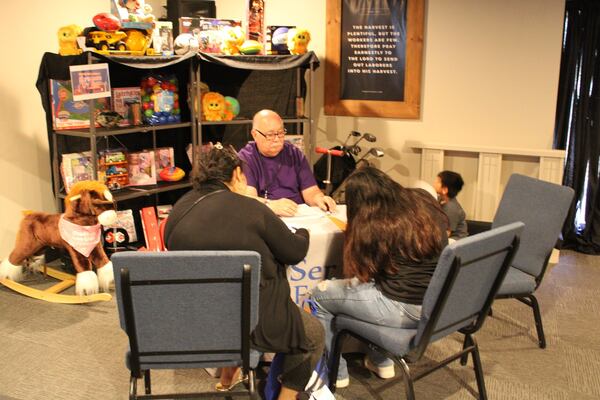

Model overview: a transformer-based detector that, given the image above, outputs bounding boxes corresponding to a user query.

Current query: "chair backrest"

[412,222,524,356]
[112,250,261,375]
[492,174,574,279]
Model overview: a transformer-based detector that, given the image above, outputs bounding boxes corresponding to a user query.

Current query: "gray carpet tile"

[0,249,598,399]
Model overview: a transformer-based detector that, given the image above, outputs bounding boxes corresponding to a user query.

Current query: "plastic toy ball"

[224,96,240,117]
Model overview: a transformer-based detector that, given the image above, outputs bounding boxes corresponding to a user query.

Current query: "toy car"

[86,30,128,51]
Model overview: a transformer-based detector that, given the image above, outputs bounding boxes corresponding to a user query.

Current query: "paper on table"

[281,204,326,228]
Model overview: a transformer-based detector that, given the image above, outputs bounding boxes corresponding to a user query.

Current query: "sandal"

[215,368,247,392]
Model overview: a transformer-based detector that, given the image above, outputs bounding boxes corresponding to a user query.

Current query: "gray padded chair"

[492,174,574,348]
[112,251,261,399]
[328,222,524,400]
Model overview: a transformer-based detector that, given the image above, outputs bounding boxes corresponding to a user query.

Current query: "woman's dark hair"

[344,166,448,282]
[191,144,242,188]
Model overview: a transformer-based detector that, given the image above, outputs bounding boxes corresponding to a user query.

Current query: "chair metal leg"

[327,331,347,393]
[470,338,488,400]
[143,370,151,394]
[527,295,546,349]
[398,357,416,400]
[460,334,473,366]
[129,374,137,400]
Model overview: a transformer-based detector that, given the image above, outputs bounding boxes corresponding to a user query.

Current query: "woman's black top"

[376,226,448,305]
[164,180,310,353]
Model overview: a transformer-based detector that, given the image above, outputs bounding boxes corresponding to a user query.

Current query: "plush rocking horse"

[0,181,118,303]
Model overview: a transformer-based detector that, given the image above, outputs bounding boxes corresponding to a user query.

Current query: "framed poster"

[325,0,424,118]
[69,63,111,101]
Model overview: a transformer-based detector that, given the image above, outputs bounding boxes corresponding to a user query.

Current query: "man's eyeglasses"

[255,128,287,141]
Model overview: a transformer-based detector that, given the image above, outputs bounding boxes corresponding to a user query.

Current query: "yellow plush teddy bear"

[287,28,311,55]
[202,92,226,121]
[57,25,83,56]
[220,26,245,55]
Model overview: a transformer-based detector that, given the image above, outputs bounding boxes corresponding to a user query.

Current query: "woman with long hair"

[309,166,448,387]
[164,144,324,400]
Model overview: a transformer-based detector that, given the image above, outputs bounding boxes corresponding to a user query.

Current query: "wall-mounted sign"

[325,0,424,118]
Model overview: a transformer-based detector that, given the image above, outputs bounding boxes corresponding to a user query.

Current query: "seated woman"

[164,144,324,400]
[309,166,448,387]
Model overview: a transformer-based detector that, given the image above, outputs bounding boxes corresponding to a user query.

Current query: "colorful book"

[50,79,110,130]
[155,147,175,181]
[140,206,163,251]
[60,151,94,192]
[127,150,156,186]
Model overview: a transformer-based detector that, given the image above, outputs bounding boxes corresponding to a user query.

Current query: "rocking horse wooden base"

[0,264,112,304]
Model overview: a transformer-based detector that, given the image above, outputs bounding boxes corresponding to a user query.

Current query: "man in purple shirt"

[238,109,336,217]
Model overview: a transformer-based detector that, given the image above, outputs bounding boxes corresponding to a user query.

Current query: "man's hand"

[315,195,337,213]
[268,198,299,217]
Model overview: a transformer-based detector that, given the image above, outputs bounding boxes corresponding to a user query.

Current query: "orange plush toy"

[0,181,118,296]
[202,92,227,121]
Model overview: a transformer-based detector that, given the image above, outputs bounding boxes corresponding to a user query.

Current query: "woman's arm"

[261,207,309,265]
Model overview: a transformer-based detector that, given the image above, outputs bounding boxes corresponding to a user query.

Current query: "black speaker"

[167,0,217,37]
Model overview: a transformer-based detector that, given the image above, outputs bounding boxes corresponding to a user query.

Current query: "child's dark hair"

[191,143,242,188]
[438,170,464,199]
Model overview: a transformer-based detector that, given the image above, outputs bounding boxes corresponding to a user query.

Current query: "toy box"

[127,150,156,186]
[155,147,175,181]
[152,21,174,56]
[98,148,129,189]
[112,87,141,126]
[140,75,181,125]
[50,79,110,130]
[60,151,94,192]
[266,26,295,55]
[179,17,242,54]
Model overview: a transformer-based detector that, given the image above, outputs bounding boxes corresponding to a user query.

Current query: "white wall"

[0,0,565,256]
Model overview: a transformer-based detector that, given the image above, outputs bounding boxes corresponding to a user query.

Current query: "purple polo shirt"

[238,141,317,204]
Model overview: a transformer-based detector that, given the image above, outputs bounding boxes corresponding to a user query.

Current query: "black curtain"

[554,0,600,254]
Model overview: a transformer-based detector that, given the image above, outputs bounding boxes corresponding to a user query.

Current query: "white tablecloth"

[281,205,347,304]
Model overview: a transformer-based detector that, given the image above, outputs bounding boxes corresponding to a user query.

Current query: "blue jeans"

[309,278,421,380]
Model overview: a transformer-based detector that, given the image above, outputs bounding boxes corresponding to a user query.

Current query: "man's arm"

[244,186,298,217]
[302,185,336,212]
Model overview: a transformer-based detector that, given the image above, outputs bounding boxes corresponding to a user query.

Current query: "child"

[434,170,468,240]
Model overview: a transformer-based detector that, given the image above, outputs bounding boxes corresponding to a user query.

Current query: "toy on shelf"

[174,33,199,55]
[224,96,240,120]
[287,28,311,55]
[159,166,185,181]
[220,26,245,55]
[0,181,117,303]
[240,40,263,55]
[140,75,181,125]
[98,149,129,190]
[112,0,155,29]
[93,12,122,31]
[202,92,226,121]
[57,25,83,56]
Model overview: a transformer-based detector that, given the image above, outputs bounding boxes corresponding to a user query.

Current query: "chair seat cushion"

[335,315,418,356]
[497,267,537,296]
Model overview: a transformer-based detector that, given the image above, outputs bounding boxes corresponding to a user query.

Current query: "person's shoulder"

[282,141,306,161]
[238,142,258,159]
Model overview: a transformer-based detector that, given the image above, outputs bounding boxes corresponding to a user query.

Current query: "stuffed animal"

[287,28,311,55]
[0,181,117,295]
[57,25,83,56]
[202,92,226,121]
[220,26,245,55]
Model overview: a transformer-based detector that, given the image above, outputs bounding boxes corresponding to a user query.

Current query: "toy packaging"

[140,75,181,125]
[105,209,138,242]
[50,80,111,130]
[152,21,174,56]
[155,147,175,181]
[246,0,265,45]
[60,151,94,192]
[112,87,141,126]
[127,150,156,185]
[266,26,295,55]
[179,17,242,54]
[98,148,129,189]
